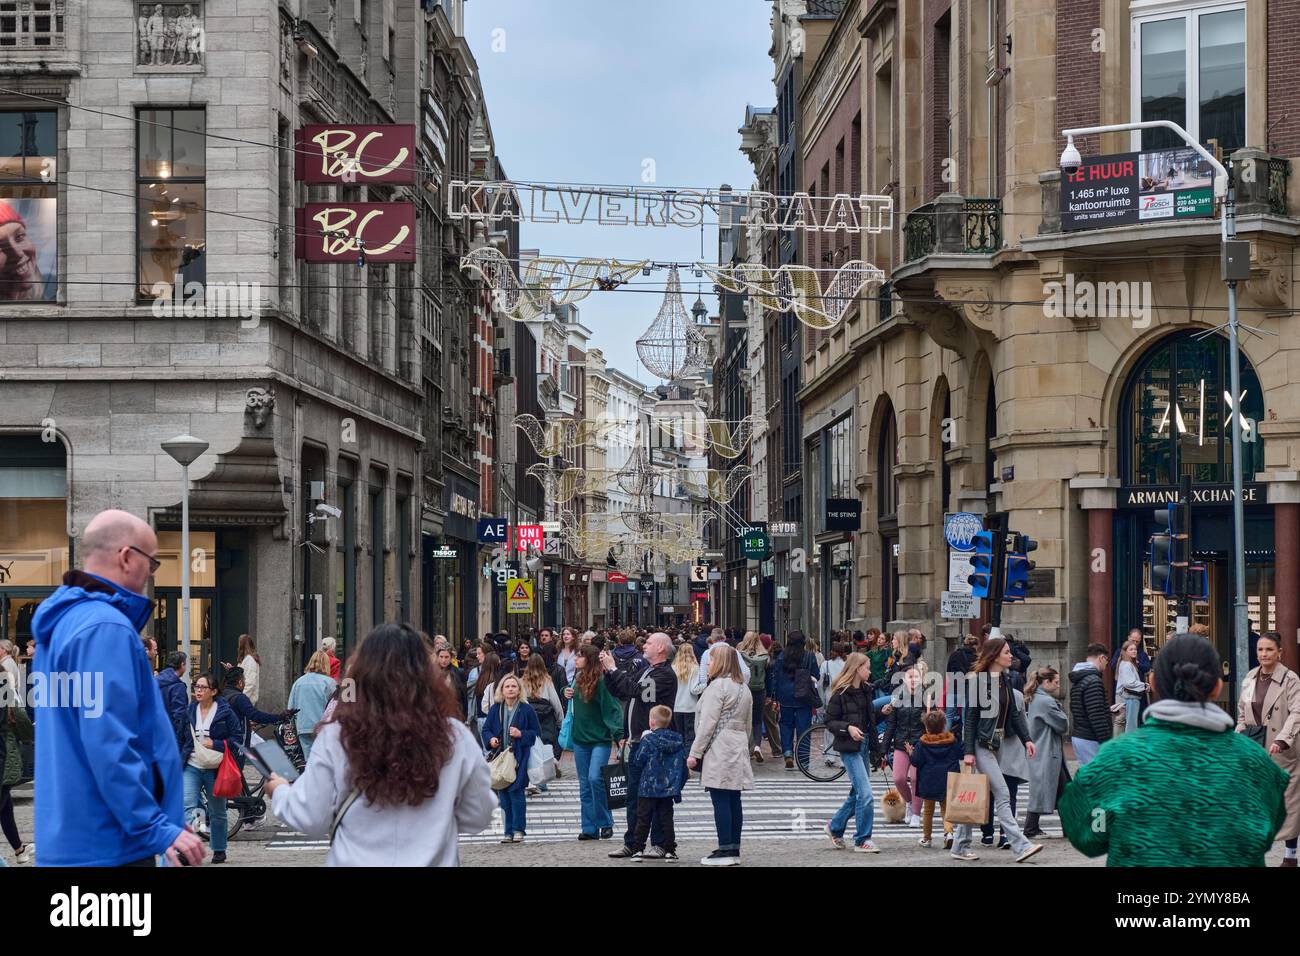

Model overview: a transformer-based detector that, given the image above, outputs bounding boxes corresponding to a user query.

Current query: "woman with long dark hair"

[1062,634,1289,866]
[236,633,261,704]
[771,630,821,771]
[566,644,623,840]
[473,651,504,753]
[948,638,1042,863]
[266,623,495,866]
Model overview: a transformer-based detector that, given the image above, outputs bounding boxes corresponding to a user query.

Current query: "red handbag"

[213,743,243,798]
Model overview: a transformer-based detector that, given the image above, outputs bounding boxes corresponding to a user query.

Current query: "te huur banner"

[295,203,415,263]
[1061,147,1215,232]
[295,125,416,185]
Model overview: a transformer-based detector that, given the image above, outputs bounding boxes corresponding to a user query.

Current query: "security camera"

[314,503,342,519]
[1059,135,1082,175]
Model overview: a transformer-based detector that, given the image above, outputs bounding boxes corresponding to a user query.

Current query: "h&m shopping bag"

[945,764,990,825]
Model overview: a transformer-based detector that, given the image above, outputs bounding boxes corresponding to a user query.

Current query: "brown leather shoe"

[1281,857,1297,867]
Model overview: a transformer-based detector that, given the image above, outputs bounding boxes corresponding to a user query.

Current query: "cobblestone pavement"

[7,753,1286,868]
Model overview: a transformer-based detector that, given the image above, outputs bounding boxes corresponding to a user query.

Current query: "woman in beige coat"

[1236,631,1300,866]
[688,643,754,866]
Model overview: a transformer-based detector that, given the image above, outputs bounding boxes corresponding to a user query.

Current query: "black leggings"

[0,785,22,850]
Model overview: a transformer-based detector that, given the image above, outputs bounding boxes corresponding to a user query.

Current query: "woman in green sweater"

[565,644,625,841]
[1060,634,1289,867]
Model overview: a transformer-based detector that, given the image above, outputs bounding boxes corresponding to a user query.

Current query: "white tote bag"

[528,740,557,787]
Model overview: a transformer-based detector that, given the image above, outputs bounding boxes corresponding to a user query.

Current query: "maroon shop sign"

[295,203,416,263]
[295,125,417,185]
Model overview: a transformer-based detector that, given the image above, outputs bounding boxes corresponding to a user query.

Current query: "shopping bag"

[945,765,989,824]
[528,742,557,787]
[557,686,575,752]
[213,744,243,799]
[602,749,629,810]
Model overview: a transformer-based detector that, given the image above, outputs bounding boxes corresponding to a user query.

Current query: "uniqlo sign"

[295,125,417,185]
[515,524,543,551]
[295,203,416,263]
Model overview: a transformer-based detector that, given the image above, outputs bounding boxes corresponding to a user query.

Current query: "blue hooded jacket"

[30,571,186,866]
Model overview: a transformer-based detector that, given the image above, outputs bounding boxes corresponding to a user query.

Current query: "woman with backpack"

[823,652,884,853]
[521,655,564,796]
[737,632,770,762]
[771,631,821,771]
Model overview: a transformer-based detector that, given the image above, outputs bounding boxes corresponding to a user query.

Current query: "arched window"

[877,406,898,519]
[1121,332,1264,485]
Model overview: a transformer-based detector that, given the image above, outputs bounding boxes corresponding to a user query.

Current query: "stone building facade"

[786,0,1300,700]
[0,0,501,705]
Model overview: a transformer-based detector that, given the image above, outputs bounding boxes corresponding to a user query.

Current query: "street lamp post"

[162,435,209,672]
[1060,120,1248,689]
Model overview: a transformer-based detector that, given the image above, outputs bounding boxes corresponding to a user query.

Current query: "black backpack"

[792,654,817,706]
[530,697,559,745]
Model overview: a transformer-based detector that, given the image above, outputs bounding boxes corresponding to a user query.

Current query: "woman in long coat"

[1024,666,1069,838]
[1236,632,1300,866]
[688,643,754,866]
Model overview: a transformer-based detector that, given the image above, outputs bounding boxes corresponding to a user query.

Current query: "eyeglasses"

[124,545,162,573]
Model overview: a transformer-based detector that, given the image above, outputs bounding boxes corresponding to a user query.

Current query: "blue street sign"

[477,518,508,543]
[944,512,982,552]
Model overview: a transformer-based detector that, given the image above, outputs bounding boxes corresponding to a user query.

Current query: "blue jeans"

[1123,696,1140,734]
[1072,737,1100,765]
[574,743,613,834]
[873,694,893,734]
[828,749,874,845]
[708,788,743,851]
[498,787,527,836]
[183,765,228,853]
[778,705,812,759]
[623,742,665,848]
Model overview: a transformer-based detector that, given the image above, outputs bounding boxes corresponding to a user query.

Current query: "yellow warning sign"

[507,579,534,614]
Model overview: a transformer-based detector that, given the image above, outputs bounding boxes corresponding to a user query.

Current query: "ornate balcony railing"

[902,196,1003,263]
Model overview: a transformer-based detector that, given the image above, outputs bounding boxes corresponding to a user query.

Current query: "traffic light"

[1004,533,1037,602]
[968,530,996,599]
[1149,503,1175,596]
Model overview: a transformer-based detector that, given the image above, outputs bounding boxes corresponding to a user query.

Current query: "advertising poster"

[0,197,58,302]
[1061,147,1215,231]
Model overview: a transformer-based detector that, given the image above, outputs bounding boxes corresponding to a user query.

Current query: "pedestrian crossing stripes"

[263,774,1061,849]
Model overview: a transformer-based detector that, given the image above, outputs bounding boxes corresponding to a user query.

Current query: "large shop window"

[826,415,853,501]
[876,406,898,519]
[1133,3,1245,151]
[137,107,206,299]
[0,435,66,654]
[1122,331,1263,486]
[0,109,57,302]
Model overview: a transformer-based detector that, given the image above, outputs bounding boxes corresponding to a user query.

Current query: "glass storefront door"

[0,592,48,661]
[152,590,218,677]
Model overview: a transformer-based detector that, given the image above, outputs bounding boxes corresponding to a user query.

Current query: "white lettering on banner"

[311,207,410,256]
[309,129,410,180]
[447,181,893,236]
[1123,486,1259,506]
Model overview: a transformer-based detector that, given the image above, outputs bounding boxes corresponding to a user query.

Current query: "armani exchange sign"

[1120,484,1262,508]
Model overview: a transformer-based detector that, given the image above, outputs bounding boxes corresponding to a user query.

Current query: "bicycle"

[794,722,846,782]
[225,717,306,838]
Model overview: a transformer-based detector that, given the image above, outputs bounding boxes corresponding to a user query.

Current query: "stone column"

[1087,507,1114,652]
[1275,502,1300,672]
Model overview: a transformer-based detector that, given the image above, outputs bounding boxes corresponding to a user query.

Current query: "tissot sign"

[1061,148,1214,232]
[295,125,416,185]
[1119,483,1263,508]
[295,203,415,263]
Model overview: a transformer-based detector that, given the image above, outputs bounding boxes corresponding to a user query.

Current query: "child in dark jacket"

[910,710,965,849]
[625,705,686,860]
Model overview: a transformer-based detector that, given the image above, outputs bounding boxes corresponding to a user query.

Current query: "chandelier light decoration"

[636,265,708,381]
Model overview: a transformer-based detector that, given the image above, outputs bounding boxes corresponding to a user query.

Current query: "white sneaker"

[918,837,932,848]
[907,814,921,828]
[1016,843,1044,863]
[854,840,881,853]
[14,843,33,864]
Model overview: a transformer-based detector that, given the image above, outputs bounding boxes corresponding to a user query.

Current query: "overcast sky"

[463,0,774,381]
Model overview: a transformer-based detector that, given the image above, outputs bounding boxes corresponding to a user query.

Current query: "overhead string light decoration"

[636,265,708,381]
[460,247,646,322]
[697,259,887,329]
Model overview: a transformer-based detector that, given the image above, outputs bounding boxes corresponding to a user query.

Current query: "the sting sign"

[295,125,417,185]
[296,203,416,263]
